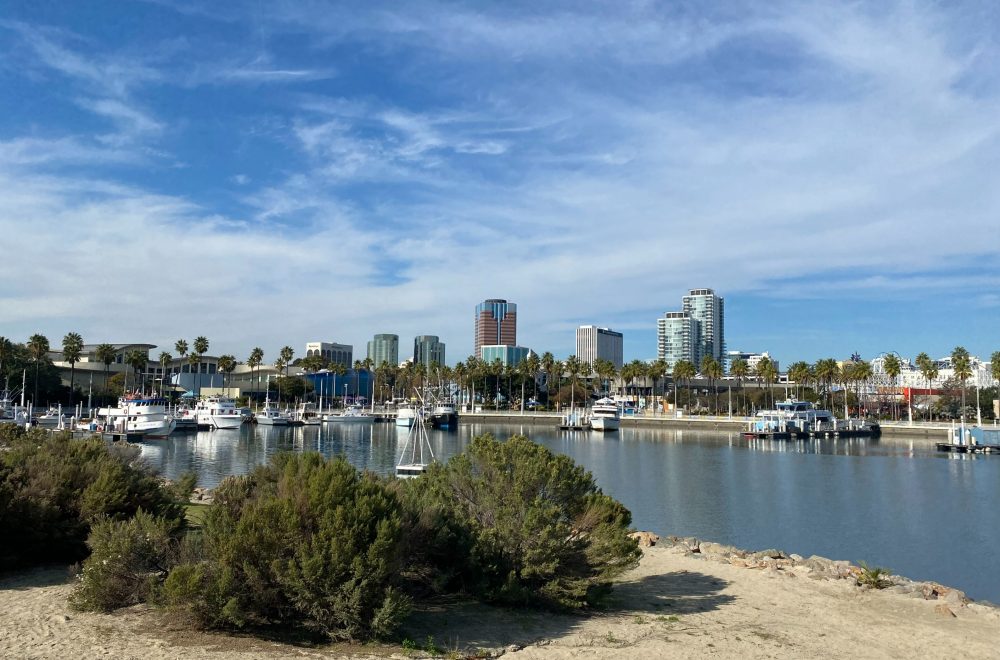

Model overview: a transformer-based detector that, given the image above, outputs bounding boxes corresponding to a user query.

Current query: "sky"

[1,0,998,366]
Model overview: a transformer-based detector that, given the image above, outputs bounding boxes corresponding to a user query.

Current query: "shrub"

[0,430,183,570]
[162,453,410,641]
[70,510,178,612]
[414,434,641,609]
[856,562,893,589]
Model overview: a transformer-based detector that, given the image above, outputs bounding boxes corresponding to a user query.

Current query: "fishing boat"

[195,396,244,430]
[430,399,458,430]
[256,395,289,426]
[589,397,620,432]
[294,402,322,426]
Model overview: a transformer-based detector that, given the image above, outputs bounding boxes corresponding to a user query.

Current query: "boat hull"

[206,415,243,430]
[591,417,620,432]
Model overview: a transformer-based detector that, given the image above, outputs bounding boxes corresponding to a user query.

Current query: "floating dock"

[935,443,1000,454]
[743,426,880,441]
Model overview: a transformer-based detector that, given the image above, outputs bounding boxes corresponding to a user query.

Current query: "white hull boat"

[195,396,244,429]
[590,398,621,432]
[324,405,375,423]
[395,405,417,427]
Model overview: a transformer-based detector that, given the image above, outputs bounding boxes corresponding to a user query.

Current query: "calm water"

[139,422,1000,602]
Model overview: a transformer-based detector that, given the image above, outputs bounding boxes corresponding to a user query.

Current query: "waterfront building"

[304,341,353,369]
[576,326,623,370]
[682,288,725,367]
[413,335,446,370]
[366,334,399,369]
[474,299,517,357]
[726,350,778,374]
[656,312,697,370]
[480,344,531,367]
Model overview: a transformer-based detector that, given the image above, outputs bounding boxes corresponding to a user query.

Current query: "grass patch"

[183,503,209,528]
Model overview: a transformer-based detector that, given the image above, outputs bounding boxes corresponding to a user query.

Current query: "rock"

[751,548,787,560]
[700,541,739,557]
[629,531,660,548]
[935,604,957,618]
[682,537,701,553]
[789,554,804,563]
[943,589,968,608]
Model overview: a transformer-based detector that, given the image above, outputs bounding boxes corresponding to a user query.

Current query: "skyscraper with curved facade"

[367,334,399,368]
[474,299,517,357]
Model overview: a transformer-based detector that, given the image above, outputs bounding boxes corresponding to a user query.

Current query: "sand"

[2,545,998,660]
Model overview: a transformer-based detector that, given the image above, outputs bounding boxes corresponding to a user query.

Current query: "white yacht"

[590,398,621,432]
[36,407,66,427]
[256,397,290,426]
[99,396,177,438]
[0,389,29,425]
[294,403,322,426]
[195,396,244,430]
[324,405,375,423]
[750,400,837,434]
[395,404,418,427]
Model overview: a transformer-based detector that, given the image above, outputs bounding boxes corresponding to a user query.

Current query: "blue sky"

[1,1,998,366]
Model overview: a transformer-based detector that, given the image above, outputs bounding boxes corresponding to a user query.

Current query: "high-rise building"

[474,299,517,357]
[366,334,399,368]
[657,311,698,370]
[480,344,531,367]
[413,335,446,370]
[682,288,725,367]
[304,341,353,369]
[575,326,623,370]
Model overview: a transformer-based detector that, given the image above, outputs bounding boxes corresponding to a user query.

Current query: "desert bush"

[412,434,641,609]
[162,453,410,641]
[0,430,183,570]
[70,509,178,611]
[856,561,893,589]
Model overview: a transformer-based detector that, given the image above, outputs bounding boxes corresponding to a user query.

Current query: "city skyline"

[1,3,997,362]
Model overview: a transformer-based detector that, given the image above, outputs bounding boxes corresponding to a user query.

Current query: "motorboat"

[35,407,66,427]
[98,396,177,438]
[590,398,620,432]
[256,396,289,426]
[294,403,322,426]
[750,400,836,434]
[323,404,375,423]
[195,396,244,430]
[173,405,199,431]
[395,404,417,427]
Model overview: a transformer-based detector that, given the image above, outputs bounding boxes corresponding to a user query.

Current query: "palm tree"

[730,359,748,414]
[991,351,1000,391]
[852,360,873,416]
[648,358,667,410]
[27,333,50,405]
[192,336,209,395]
[525,352,541,404]
[814,358,840,412]
[124,350,148,393]
[882,354,902,420]
[540,352,556,407]
[593,358,615,396]
[703,357,723,414]
[564,355,583,411]
[61,332,84,406]
[248,347,264,403]
[787,361,811,401]
[281,346,295,378]
[755,357,777,409]
[672,360,696,413]
[217,354,237,396]
[158,351,172,397]
[96,343,117,400]
[951,346,972,425]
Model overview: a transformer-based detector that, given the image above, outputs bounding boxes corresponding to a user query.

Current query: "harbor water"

[139,422,1000,603]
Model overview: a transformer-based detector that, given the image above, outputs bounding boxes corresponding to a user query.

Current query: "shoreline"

[3,532,997,659]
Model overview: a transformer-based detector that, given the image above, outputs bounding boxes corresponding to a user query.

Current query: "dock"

[743,427,880,441]
[935,443,1000,454]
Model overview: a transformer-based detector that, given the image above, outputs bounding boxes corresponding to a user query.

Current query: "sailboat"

[396,401,435,478]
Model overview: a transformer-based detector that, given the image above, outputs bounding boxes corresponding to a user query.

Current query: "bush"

[70,510,178,612]
[0,429,183,570]
[162,453,410,641]
[411,434,641,609]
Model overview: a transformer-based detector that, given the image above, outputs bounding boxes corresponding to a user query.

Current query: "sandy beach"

[3,541,998,660]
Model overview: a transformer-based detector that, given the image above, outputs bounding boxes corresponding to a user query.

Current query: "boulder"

[935,604,957,618]
[629,531,660,548]
[700,541,739,557]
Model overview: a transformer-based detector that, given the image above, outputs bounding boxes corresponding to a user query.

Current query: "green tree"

[124,350,148,393]
[991,351,1000,391]
[248,347,264,402]
[62,332,84,406]
[174,339,189,361]
[217,355,237,396]
[672,360,696,413]
[730,359,749,414]
[418,434,640,609]
[788,361,812,401]
[951,346,972,424]
[280,346,294,379]
[703,357,723,414]
[27,333,50,405]
[540,352,556,407]
[193,336,209,395]
[648,358,667,410]
[161,453,409,641]
[882,354,902,420]
[755,357,777,409]
[158,352,172,397]
[814,358,840,412]
[96,343,117,399]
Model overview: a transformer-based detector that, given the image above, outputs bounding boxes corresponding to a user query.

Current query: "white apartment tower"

[682,288,725,368]
[576,326,623,370]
